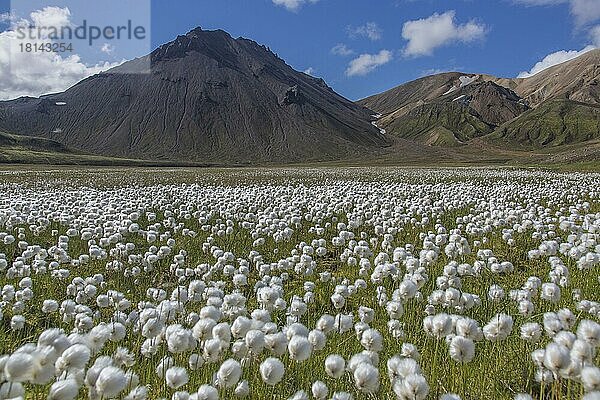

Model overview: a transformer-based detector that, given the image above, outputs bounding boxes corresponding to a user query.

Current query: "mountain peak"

[184,26,232,40]
[151,27,236,61]
[185,26,204,36]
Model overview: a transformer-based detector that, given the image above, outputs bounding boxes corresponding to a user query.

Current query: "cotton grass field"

[0,166,599,400]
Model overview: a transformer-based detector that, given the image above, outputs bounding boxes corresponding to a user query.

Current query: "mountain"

[360,49,600,148]
[506,49,600,107]
[0,27,387,163]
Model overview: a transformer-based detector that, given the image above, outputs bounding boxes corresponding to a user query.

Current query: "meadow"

[0,166,598,400]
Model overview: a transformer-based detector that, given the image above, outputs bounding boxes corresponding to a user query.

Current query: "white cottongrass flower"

[360,329,383,352]
[188,354,205,371]
[55,344,91,373]
[260,357,285,386]
[42,299,59,313]
[288,390,309,400]
[234,380,249,397]
[11,314,25,330]
[440,394,461,400]
[520,323,542,343]
[47,378,80,400]
[541,283,561,303]
[401,343,420,360]
[196,384,219,400]
[0,381,25,399]
[449,336,475,363]
[543,343,570,372]
[427,313,452,339]
[393,374,429,400]
[95,366,127,398]
[311,380,328,400]
[577,320,600,348]
[325,354,346,379]
[288,335,312,362]
[245,330,266,354]
[483,314,513,342]
[216,359,242,389]
[308,329,327,351]
[353,363,379,393]
[582,366,600,392]
[330,392,353,400]
[165,366,189,389]
[4,352,35,382]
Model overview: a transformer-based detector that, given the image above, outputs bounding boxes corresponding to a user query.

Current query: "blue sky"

[1,0,599,100]
[149,0,586,100]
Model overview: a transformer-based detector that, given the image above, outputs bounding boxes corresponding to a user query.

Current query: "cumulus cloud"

[303,66,316,75]
[570,0,600,27]
[347,22,382,41]
[402,11,487,57]
[517,45,595,77]
[515,0,600,27]
[30,6,72,29]
[272,0,319,12]
[0,7,122,100]
[345,50,392,77]
[331,43,354,56]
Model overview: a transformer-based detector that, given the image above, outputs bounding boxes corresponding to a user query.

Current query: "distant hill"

[360,49,600,149]
[0,130,69,153]
[0,27,388,164]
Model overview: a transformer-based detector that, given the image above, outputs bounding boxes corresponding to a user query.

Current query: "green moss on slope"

[491,99,600,147]
[385,102,493,145]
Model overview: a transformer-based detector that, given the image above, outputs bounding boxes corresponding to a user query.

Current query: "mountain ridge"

[359,49,600,149]
[0,28,599,164]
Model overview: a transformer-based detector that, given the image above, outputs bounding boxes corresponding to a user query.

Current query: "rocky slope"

[0,28,387,163]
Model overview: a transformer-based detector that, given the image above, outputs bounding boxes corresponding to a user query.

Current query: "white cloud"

[515,0,600,26]
[517,45,595,77]
[570,0,600,27]
[345,50,392,77]
[101,43,115,54]
[29,6,72,30]
[0,7,122,100]
[347,22,382,41]
[303,66,316,75]
[272,0,319,12]
[402,11,487,57]
[0,13,13,23]
[331,43,354,56]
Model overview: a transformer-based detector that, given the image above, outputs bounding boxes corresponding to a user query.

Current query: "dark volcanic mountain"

[0,27,387,163]
[360,49,600,148]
